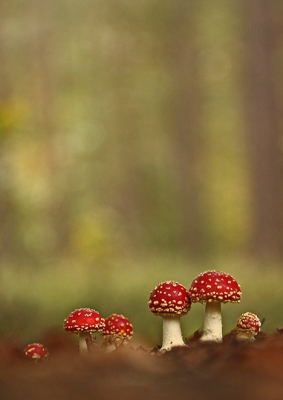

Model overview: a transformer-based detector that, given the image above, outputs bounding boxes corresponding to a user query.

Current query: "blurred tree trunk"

[166,2,207,257]
[0,144,18,261]
[108,69,146,246]
[244,0,283,261]
[0,4,18,261]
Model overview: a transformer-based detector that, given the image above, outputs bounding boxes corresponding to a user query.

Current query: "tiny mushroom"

[102,314,133,350]
[188,270,242,342]
[148,281,191,352]
[63,308,105,355]
[24,343,49,362]
[236,312,261,342]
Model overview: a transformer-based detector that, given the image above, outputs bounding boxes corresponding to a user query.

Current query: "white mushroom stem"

[78,332,90,355]
[236,331,256,342]
[161,316,185,351]
[102,336,125,352]
[201,301,222,342]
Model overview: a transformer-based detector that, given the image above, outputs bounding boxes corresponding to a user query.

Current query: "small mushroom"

[148,281,191,352]
[188,270,242,342]
[236,312,261,342]
[63,308,105,355]
[102,314,133,350]
[23,343,49,362]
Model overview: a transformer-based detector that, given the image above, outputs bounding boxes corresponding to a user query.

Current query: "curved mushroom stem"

[78,332,90,355]
[201,301,222,342]
[161,316,185,351]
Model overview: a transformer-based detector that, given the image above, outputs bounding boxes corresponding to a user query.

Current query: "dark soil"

[1,329,283,400]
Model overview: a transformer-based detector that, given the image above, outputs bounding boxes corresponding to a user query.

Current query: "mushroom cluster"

[22,268,261,359]
[147,270,257,351]
[61,308,134,355]
[22,308,134,359]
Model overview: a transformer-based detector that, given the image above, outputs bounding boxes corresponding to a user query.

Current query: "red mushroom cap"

[148,281,191,317]
[63,308,105,334]
[103,314,133,340]
[236,312,261,334]
[188,270,242,304]
[24,343,49,360]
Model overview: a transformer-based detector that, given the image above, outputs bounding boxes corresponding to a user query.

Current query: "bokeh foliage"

[0,0,282,345]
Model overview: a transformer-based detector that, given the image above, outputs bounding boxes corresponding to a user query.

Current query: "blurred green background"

[0,0,283,347]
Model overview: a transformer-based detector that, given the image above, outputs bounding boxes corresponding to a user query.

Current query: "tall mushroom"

[63,308,105,355]
[236,312,261,342]
[188,270,242,342]
[148,281,191,352]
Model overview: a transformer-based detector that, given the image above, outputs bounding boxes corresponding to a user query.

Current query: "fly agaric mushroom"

[63,308,105,355]
[24,343,49,362]
[102,314,133,350]
[148,281,191,351]
[236,312,261,342]
[188,270,242,342]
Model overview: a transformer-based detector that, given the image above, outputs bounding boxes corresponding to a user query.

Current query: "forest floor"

[1,329,283,400]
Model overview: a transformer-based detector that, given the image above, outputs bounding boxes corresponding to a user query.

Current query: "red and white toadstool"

[23,343,49,362]
[148,281,191,351]
[188,270,242,342]
[63,308,105,354]
[236,312,261,342]
[102,314,133,350]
